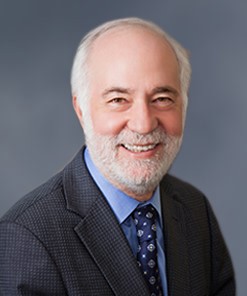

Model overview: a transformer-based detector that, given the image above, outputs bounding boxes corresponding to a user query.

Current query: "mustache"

[113,127,170,145]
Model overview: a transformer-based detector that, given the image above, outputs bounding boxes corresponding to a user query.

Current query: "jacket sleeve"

[0,221,66,295]
[204,198,236,295]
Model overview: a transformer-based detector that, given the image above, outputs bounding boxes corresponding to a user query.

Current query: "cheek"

[90,110,126,136]
[160,113,183,137]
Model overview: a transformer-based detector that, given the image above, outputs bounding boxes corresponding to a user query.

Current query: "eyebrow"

[151,86,179,96]
[102,87,134,97]
[102,85,179,97]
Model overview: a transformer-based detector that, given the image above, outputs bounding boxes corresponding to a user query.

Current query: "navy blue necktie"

[133,205,163,296]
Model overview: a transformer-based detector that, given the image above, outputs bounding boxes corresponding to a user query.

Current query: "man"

[0,18,235,295]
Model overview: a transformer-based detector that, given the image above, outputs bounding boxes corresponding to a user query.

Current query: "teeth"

[123,143,157,152]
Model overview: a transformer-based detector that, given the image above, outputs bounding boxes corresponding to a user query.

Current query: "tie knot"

[132,205,157,243]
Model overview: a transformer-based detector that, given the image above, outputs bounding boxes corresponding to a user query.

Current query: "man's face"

[77,27,184,200]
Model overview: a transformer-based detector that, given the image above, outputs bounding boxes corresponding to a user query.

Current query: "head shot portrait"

[0,16,236,296]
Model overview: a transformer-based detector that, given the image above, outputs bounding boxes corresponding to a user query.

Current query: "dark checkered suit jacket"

[0,148,235,295]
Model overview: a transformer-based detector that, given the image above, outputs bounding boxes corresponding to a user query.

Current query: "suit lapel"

[63,148,149,296]
[160,178,190,295]
[75,195,149,296]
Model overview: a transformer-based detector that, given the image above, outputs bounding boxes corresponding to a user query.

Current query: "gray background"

[0,0,246,294]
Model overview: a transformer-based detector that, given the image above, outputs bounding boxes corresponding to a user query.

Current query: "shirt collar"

[84,147,163,225]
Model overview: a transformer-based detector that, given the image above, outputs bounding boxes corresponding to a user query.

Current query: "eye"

[153,96,173,105]
[108,97,127,104]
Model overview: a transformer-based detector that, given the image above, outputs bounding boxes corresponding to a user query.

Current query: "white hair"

[71,17,191,118]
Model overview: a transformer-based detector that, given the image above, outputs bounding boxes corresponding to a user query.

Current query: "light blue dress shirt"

[84,148,168,295]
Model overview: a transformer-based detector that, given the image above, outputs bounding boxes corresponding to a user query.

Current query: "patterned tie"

[132,205,163,296]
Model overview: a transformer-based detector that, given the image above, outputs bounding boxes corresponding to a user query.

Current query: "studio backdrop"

[0,1,246,294]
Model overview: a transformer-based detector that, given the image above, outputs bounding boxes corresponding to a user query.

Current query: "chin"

[103,158,169,197]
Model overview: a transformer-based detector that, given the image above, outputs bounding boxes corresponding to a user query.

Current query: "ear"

[72,96,84,128]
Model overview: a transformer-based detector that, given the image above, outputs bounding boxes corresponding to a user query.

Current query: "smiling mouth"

[121,143,158,152]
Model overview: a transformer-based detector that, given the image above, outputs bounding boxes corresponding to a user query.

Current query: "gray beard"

[84,125,182,197]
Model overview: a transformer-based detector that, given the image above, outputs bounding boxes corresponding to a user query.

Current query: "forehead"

[88,26,178,68]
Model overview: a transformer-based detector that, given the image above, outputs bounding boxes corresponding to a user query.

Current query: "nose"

[127,101,158,134]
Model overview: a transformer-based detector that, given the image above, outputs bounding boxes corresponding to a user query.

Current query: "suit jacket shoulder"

[1,172,63,222]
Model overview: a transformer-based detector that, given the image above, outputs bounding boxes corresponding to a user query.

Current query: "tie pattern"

[133,205,163,296]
